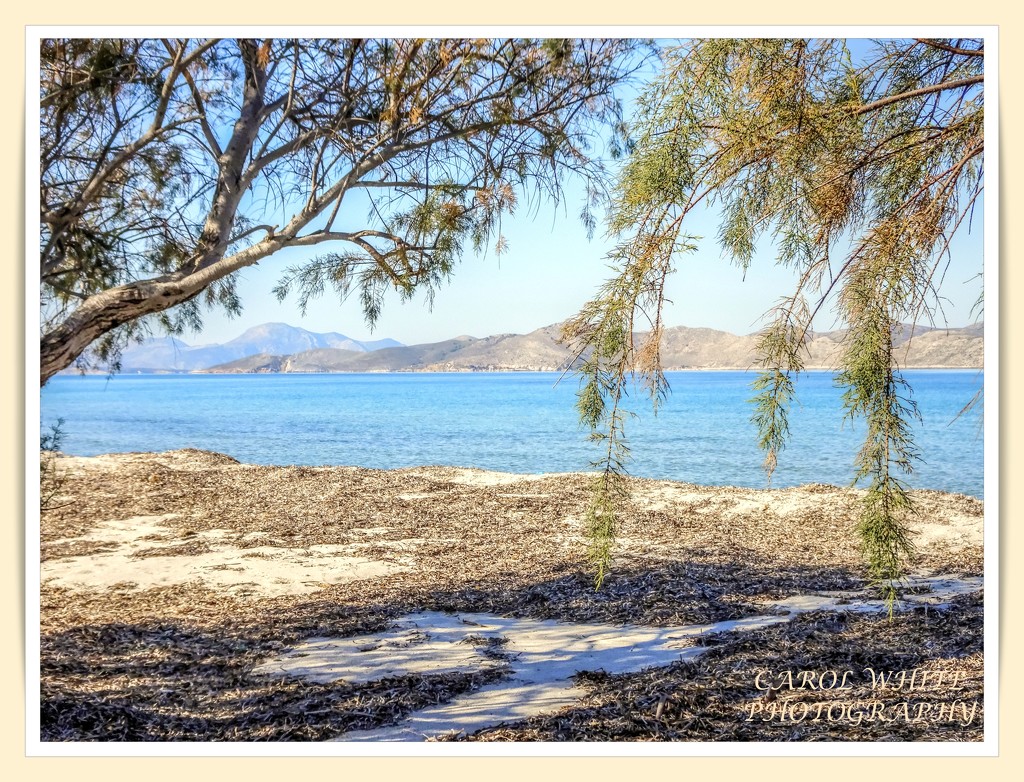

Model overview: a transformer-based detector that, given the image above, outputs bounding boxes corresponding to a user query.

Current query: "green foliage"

[562,213,674,585]
[584,468,629,589]
[569,37,984,595]
[749,298,809,482]
[835,300,921,611]
[40,418,68,512]
[40,417,64,452]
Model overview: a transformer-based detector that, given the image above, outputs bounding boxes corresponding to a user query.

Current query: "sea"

[39,370,985,498]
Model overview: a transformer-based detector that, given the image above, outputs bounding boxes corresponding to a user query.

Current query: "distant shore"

[61,320,984,375]
[58,364,985,376]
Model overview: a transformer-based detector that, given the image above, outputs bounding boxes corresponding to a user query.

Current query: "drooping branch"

[568,36,984,593]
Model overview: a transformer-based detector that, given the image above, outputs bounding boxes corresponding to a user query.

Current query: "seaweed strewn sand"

[39,450,984,742]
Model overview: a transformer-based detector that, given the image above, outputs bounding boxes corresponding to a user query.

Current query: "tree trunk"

[39,278,203,386]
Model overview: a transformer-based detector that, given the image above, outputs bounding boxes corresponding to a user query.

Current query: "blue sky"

[194,182,984,346]
[190,39,986,347]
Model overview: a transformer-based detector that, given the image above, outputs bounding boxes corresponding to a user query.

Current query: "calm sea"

[39,370,985,498]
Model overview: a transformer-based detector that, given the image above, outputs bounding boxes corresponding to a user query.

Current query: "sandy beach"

[39,449,984,742]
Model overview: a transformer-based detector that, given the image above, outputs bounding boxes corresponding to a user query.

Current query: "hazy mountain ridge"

[106,323,404,372]
[199,322,983,374]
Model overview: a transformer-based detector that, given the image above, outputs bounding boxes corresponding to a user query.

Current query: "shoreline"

[56,364,985,376]
[40,449,985,590]
[43,448,986,501]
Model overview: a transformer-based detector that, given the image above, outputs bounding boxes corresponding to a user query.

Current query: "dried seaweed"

[445,593,984,742]
[39,450,985,742]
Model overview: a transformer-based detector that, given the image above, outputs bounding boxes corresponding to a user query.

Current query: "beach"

[39,449,984,742]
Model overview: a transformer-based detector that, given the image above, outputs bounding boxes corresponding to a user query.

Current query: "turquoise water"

[40,370,985,497]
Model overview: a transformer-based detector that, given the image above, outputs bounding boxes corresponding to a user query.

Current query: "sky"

[187,39,985,348]
[192,183,985,347]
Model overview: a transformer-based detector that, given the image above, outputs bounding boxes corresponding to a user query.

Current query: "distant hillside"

[105,323,403,372]
[203,329,571,373]
[201,322,984,374]
[658,322,984,369]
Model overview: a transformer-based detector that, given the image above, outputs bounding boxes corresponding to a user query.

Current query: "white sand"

[438,468,582,487]
[637,483,832,519]
[41,514,411,597]
[908,516,984,548]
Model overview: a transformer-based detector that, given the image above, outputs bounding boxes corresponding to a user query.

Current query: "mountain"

[216,322,402,356]
[658,322,984,369]
[110,323,403,372]
[201,322,984,374]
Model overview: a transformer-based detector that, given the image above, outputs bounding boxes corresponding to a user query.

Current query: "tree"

[39,37,640,386]
[564,38,984,599]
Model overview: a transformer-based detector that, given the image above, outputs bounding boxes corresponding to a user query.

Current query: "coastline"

[56,364,986,376]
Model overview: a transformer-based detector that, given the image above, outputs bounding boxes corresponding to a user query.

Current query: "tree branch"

[161,38,223,158]
[854,75,983,115]
[914,39,985,57]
